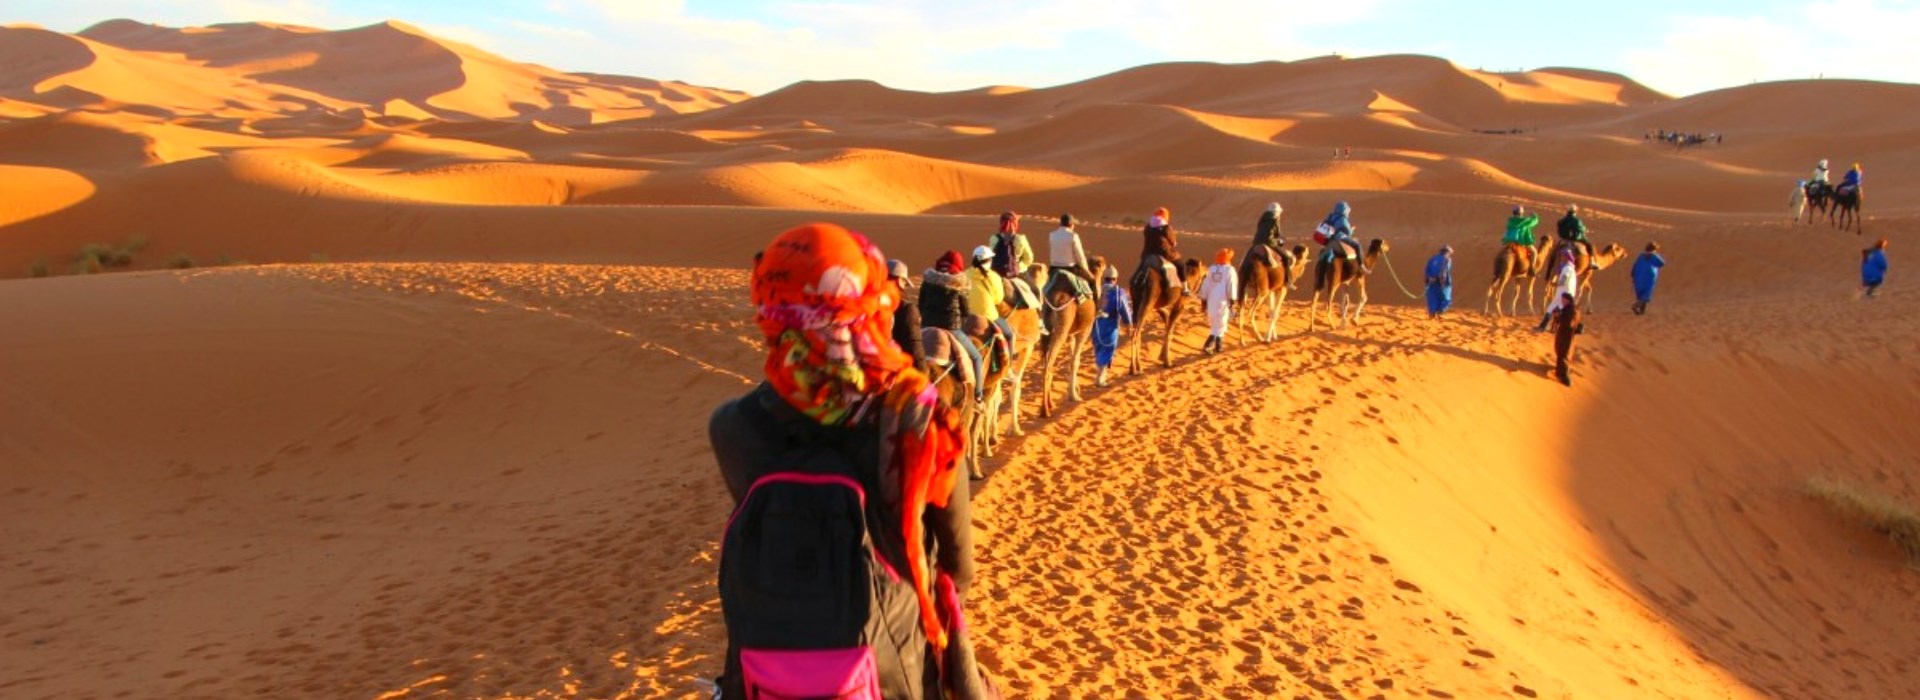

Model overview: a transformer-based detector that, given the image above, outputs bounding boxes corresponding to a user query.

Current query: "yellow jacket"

[965,267,1005,321]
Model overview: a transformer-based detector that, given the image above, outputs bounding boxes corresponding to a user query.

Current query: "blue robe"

[1092,283,1133,367]
[1632,252,1666,302]
[1424,254,1452,315]
[1862,249,1888,286]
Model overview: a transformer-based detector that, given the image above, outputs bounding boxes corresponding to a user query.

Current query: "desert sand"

[3,18,1918,700]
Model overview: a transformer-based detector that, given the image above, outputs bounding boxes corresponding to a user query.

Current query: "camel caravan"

[909,157,1863,466]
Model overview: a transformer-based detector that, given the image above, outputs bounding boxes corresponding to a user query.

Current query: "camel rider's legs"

[952,331,985,401]
[991,318,1015,350]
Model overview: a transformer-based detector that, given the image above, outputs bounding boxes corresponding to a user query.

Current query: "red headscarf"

[998,211,1019,234]
[1155,207,1171,224]
[750,222,965,652]
[934,249,966,274]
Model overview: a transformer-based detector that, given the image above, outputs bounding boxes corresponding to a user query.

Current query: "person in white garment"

[1198,248,1240,354]
[1535,247,1580,332]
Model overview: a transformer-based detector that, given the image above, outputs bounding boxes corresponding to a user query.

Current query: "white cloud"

[1623,0,1920,95]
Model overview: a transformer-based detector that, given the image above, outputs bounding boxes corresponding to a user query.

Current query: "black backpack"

[990,234,1019,277]
[718,446,935,699]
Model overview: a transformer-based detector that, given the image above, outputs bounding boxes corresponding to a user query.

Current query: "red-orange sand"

[3,18,1918,700]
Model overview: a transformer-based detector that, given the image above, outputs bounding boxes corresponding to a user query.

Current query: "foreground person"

[709,223,997,699]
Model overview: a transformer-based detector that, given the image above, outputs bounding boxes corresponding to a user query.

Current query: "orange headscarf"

[1154,207,1171,224]
[750,222,964,652]
[1214,248,1233,265]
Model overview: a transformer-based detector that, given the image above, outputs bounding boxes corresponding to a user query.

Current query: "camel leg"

[1308,291,1322,332]
[1354,284,1368,323]
[1004,347,1027,437]
[1484,281,1500,317]
[1039,337,1058,418]
[1159,314,1174,368]
[1266,294,1283,341]
[1067,336,1084,402]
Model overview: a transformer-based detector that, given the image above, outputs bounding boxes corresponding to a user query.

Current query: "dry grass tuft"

[1806,476,1920,565]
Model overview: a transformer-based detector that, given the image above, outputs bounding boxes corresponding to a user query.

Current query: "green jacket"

[1502,213,1540,246]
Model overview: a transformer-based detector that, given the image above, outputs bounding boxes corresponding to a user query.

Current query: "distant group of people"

[1645,129,1722,148]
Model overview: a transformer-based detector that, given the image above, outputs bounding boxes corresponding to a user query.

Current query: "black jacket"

[917,269,969,331]
[1253,212,1282,249]
[1556,213,1588,242]
[893,300,925,370]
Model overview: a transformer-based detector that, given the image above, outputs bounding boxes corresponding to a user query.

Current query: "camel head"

[1090,255,1108,281]
[1592,242,1629,269]
[1367,238,1389,257]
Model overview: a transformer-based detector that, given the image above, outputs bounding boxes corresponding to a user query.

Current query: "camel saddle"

[919,327,976,389]
[1005,275,1041,310]
[1506,242,1536,270]
[1045,267,1092,301]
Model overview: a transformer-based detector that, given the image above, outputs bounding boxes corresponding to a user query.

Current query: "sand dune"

[5,16,1920,700]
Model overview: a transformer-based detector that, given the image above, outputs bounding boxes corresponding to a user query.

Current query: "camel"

[1484,238,1550,317]
[1802,181,1832,225]
[1236,243,1310,342]
[1308,239,1387,331]
[1831,186,1863,234]
[983,278,1043,445]
[1126,257,1204,372]
[1537,241,1629,313]
[920,326,993,479]
[1036,257,1107,418]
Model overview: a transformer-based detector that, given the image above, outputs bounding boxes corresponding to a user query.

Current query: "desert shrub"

[28,259,50,278]
[167,254,196,270]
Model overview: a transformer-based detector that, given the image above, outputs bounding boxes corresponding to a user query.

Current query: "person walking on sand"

[1631,243,1666,315]
[1549,291,1583,387]
[1198,248,1239,354]
[1425,245,1453,319]
[709,223,998,699]
[1790,180,1808,223]
[1861,238,1890,298]
[1536,248,1579,332]
[1091,264,1133,387]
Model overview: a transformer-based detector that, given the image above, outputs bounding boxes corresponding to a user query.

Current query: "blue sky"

[12,0,1920,95]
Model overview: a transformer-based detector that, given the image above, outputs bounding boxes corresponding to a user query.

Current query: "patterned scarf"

[752,223,965,652]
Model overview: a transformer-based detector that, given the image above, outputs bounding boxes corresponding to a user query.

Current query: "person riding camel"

[965,245,1016,350]
[709,222,998,699]
[1249,203,1284,267]
[1503,204,1541,269]
[1837,162,1863,198]
[1046,213,1097,299]
[988,211,1037,305]
[1141,207,1186,295]
[1556,203,1594,262]
[1317,201,1363,267]
[887,259,927,374]
[1811,159,1831,190]
[919,250,984,401]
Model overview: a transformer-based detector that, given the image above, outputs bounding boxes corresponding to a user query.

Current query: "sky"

[11,0,1920,96]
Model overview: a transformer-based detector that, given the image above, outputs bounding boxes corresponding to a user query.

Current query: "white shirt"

[1200,264,1240,303]
[1048,227,1089,268]
[1553,262,1578,297]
